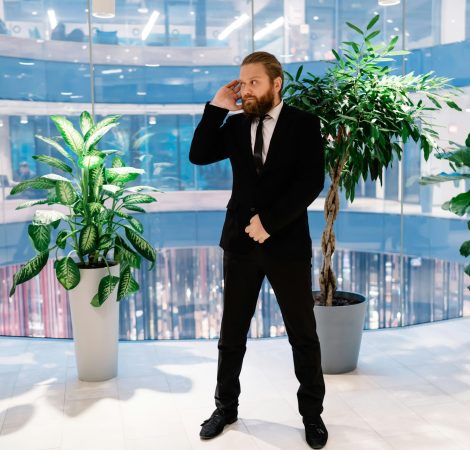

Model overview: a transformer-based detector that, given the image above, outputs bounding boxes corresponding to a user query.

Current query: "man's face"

[239,63,281,118]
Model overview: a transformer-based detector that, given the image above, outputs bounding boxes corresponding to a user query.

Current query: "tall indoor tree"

[284,15,462,307]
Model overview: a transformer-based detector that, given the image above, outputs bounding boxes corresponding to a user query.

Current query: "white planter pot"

[68,263,120,381]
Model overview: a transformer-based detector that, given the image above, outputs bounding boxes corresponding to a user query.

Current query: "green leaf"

[79,111,94,136]
[91,274,120,307]
[32,154,73,173]
[9,250,49,296]
[386,50,410,56]
[112,156,125,168]
[115,236,142,269]
[426,95,442,109]
[464,264,470,276]
[123,193,156,205]
[465,133,470,148]
[87,202,104,215]
[15,199,51,210]
[419,173,470,185]
[117,266,139,301]
[50,115,84,155]
[331,49,341,61]
[366,14,380,30]
[365,30,380,41]
[84,115,120,152]
[32,209,67,225]
[56,230,68,249]
[102,184,122,195]
[101,149,122,156]
[55,180,77,205]
[123,204,146,213]
[460,241,470,257]
[446,100,462,111]
[125,227,156,268]
[35,135,74,162]
[125,185,163,193]
[346,21,363,35]
[10,177,56,195]
[117,212,144,233]
[98,233,113,251]
[387,35,399,51]
[90,167,105,198]
[28,224,50,252]
[55,257,80,290]
[448,192,470,216]
[79,224,99,255]
[78,154,104,170]
[106,167,145,184]
[41,173,71,182]
[295,65,303,81]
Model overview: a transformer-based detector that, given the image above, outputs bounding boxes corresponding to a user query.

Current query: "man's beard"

[242,87,275,119]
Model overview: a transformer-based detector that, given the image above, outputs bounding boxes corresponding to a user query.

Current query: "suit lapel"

[261,103,290,174]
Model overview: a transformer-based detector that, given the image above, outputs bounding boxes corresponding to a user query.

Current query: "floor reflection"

[1,247,468,340]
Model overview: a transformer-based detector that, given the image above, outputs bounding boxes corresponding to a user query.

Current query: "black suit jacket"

[189,101,325,260]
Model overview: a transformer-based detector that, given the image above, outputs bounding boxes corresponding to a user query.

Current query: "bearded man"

[189,51,327,449]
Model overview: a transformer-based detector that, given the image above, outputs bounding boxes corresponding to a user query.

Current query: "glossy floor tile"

[0,316,469,449]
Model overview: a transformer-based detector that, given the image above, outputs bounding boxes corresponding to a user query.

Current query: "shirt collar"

[266,99,283,121]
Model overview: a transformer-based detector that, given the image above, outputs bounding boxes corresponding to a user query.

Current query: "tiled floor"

[1,317,470,450]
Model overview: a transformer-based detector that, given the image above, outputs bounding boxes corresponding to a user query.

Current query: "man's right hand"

[210,80,242,111]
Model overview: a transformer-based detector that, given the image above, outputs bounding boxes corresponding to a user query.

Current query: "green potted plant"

[8,111,158,381]
[284,15,461,373]
[420,132,470,283]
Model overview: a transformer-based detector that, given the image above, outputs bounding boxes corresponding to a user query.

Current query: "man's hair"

[241,51,284,91]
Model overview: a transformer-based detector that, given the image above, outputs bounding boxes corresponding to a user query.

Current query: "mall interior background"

[0,0,469,341]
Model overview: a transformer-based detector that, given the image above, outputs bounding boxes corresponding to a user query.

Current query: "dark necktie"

[253,115,267,174]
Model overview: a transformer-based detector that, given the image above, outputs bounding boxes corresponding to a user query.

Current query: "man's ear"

[274,76,282,94]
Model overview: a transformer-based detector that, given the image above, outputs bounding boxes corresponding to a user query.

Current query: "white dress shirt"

[250,99,284,164]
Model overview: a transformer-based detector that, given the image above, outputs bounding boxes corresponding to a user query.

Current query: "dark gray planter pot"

[313,291,368,374]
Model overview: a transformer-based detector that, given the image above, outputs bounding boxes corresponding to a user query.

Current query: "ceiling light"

[378,0,401,5]
[218,14,250,40]
[142,10,160,41]
[254,16,285,41]
[47,9,58,29]
[92,0,115,19]
[101,69,122,74]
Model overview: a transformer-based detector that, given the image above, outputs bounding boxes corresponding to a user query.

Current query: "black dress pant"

[214,245,325,421]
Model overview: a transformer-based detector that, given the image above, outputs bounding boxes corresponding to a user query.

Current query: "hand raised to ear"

[210,80,242,111]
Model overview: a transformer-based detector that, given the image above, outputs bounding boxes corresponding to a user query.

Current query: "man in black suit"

[189,51,327,449]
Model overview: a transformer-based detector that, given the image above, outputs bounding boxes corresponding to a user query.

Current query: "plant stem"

[319,148,348,307]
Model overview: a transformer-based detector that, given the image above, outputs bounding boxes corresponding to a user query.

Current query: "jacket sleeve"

[258,113,325,235]
[189,102,233,165]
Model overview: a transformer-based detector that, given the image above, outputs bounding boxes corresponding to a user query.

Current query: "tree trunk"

[319,155,347,306]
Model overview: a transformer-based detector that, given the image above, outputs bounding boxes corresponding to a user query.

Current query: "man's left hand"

[245,214,270,244]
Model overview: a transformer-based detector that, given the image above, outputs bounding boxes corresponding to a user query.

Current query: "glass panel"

[1,1,469,341]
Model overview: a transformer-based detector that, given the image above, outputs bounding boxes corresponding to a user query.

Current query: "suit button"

[250,207,256,212]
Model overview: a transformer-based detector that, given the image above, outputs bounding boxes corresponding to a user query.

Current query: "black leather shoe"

[304,416,328,449]
[199,408,238,439]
